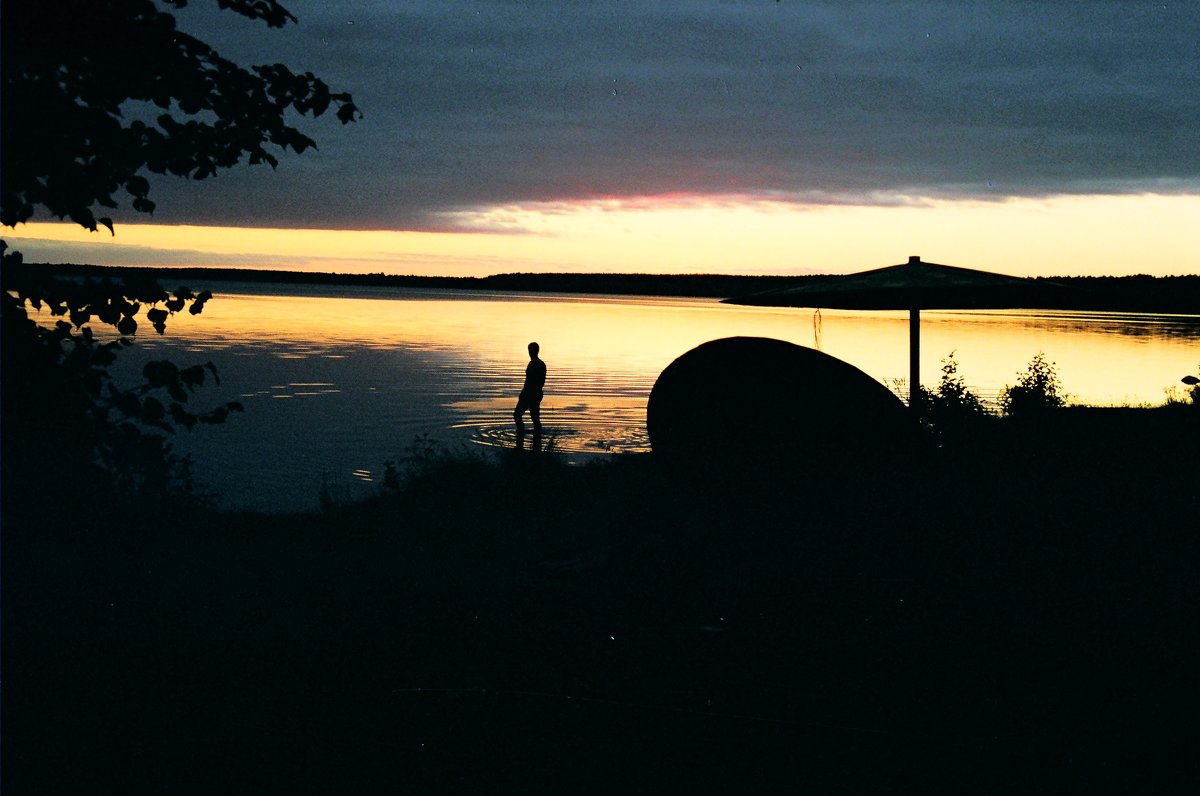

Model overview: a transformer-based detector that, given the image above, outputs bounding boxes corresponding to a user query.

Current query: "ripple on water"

[456,416,651,455]
[445,392,651,455]
[465,425,649,455]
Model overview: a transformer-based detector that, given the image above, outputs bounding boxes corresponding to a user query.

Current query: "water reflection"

[56,283,1200,512]
[450,395,651,455]
[939,309,1200,340]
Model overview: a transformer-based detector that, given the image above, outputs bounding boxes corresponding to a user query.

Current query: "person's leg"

[530,401,542,435]
[514,395,528,435]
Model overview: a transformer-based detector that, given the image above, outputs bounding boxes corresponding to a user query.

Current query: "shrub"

[912,351,992,437]
[999,352,1066,418]
[1172,368,1200,408]
[932,351,989,415]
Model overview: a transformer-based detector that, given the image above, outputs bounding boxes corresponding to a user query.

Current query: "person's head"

[528,342,540,358]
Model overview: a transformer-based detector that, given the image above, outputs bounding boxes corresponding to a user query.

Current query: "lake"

[107,282,1199,512]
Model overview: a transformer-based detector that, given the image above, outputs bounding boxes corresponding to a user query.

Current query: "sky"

[5,0,1199,277]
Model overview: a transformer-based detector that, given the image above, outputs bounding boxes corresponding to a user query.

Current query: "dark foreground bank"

[3,407,1199,793]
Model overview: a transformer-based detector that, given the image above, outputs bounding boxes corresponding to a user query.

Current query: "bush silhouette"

[999,352,1066,418]
[913,351,992,435]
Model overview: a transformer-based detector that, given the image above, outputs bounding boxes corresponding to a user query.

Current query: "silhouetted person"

[514,341,546,439]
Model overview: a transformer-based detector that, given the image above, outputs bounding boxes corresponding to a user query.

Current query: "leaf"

[291,133,316,154]
[1183,375,1200,385]
[125,175,151,196]
[147,307,169,334]
[201,407,229,425]
[98,217,115,236]
[189,290,213,315]
[142,396,166,424]
[111,390,142,419]
[180,365,207,389]
[337,102,360,124]
[117,315,138,336]
[96,303,120,325]
[143,360,179,387]
[170,402,198,431]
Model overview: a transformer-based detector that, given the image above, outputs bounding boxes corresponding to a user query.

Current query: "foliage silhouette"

[912,351,993,438]
[1,0,360,232]
[1,245,242,513]
[999,352,1066,418]
[1177,368,1200,407]
[1,0,359,516]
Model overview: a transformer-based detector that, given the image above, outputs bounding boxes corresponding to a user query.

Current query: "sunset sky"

[5,1,1198,277]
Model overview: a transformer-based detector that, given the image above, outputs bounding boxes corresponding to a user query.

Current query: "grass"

[4,408,1199,793]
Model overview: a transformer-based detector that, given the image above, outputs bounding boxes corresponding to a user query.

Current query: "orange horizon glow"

[3,192,1198,278]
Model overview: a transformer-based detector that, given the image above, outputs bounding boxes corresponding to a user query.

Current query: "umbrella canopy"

[723,256,1064,405]
[724,255,1058,311]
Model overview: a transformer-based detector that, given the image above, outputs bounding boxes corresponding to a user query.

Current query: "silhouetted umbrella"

[724,256,1068,405]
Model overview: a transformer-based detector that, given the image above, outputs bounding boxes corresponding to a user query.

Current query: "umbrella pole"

[909,307,920,407]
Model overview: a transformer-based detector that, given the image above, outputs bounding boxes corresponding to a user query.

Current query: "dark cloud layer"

[137,1,1200,230]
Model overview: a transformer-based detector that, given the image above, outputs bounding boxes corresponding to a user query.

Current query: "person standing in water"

[514,341,546,438]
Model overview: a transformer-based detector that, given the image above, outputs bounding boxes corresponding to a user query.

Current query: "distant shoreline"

[21,262,1200,314]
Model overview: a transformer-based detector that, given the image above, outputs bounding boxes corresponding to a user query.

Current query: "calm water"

[105,283,1198,512]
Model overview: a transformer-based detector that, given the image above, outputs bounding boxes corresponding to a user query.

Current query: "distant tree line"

[1029,275,1200,314]
[24,263,1200,312]
[23,264,800,299]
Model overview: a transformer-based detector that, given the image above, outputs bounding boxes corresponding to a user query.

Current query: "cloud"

[111,1,1200,231]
